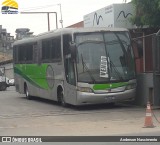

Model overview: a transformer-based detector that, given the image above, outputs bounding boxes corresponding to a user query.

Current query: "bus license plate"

[105,96,115,101]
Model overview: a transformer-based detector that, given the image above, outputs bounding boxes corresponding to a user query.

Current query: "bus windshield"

[75,32,135,83]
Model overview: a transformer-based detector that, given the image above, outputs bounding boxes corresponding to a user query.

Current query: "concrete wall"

[135,73,154,106]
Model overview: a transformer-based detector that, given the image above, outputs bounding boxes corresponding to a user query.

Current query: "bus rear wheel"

[25,85,32,100]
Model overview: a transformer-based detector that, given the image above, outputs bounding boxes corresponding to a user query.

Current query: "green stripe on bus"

[93,82,128,90]
[14,64,49,90]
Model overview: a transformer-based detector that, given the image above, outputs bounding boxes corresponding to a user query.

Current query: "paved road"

[0,86,160,137]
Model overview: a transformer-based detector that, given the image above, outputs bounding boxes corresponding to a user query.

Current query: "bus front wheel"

[58,88,67,107]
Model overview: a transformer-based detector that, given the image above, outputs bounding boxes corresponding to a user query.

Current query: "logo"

[93,12,103,26]
[1,0,18,14]
[46,65,54,89]
[2,137,12,142]
[116,11,132,20]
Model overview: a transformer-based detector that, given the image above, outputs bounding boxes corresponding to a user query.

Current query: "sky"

[0,0,131,36]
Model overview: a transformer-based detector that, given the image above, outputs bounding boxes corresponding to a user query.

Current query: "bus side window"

[42,38,61,62]
[42,40,51,61]
[51,38,61,61]
[25,44,33,63]
[33,43,39,64]
[18,45,25,63]
[63,35,71,56]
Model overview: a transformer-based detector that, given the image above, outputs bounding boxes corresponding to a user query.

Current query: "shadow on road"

[18,95,138,111]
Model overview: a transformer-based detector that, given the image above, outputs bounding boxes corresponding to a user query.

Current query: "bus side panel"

[24,80,40,97]
[26,63,53,100]
[51,63,65,101]
[14,62,66,101]
[36,63,64,101]
[14,65,26,94]
[14,73,25,94]
[14,64,40,96]
[63,81,77,105]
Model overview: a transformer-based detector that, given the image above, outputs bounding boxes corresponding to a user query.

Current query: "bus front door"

[64,56,77,105]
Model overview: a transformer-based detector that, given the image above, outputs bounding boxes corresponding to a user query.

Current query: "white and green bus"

[13,28,136,106]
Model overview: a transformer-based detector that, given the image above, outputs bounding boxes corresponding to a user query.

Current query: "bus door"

[63,35,77,105]
[64,54,77,105]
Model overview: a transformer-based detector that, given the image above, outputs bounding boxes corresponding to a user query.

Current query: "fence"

[130,29,160,106]
[132,33,155,73]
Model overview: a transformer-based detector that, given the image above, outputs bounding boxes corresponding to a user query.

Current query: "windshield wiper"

[114,33,128,58]
[109,58,124,81]
[81,54,96,84]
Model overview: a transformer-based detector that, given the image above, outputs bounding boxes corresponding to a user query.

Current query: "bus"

[1,6,18,14]
[13,28,136,106]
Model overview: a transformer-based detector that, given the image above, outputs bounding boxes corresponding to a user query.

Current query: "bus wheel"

[25,85,32,100]
[58,89,67,107]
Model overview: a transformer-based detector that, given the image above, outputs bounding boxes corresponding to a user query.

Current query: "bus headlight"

[125,83,136,90]
[77,86,93,93]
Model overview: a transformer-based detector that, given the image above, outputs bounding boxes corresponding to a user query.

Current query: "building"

[67,21,84,28]
[84,3,134,29]
[0,25,14,62]
[15,28,34,40]
[0,26,14,50]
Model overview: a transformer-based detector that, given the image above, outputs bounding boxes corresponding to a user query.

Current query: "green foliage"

[131,0,160,27]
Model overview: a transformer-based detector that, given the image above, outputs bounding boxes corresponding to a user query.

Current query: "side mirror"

[69,41,77,61]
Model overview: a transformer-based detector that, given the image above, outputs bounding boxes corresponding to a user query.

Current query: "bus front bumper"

[76,88,136,105]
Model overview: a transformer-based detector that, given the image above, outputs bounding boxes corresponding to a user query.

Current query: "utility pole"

[58,4,63,28]
[20,12,58,31]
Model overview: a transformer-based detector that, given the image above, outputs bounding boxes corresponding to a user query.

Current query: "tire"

[58,89,67,107]
[25,85,32,100]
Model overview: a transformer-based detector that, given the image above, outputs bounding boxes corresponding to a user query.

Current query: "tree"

[131,0,160,28]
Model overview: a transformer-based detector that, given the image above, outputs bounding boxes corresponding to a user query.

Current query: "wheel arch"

[57,85,64,102]
[24,82,27,94]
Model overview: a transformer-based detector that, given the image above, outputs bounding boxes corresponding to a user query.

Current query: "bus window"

[51,38,61,61]
[18,45,25,62]
[63,35,71,56]
[42,40,51,61]
[33,43,39,64]
[25,44,33,62]
[42,37,61,62]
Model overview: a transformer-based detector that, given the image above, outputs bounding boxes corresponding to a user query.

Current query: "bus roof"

[37,27,128,35]
[13,27,129,45]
